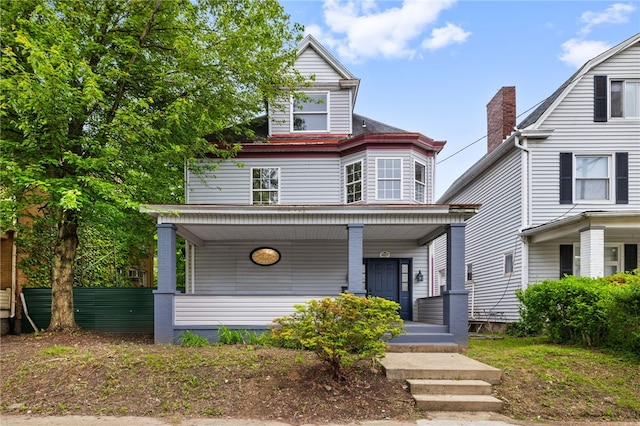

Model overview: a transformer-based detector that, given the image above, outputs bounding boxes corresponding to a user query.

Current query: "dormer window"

[293,92,328,132]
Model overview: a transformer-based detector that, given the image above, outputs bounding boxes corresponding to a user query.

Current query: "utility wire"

[437,98,546,165]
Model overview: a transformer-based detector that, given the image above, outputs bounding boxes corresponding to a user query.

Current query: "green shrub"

[179,330,210,347]
[517,272,639,353]
[270,293,404,379]
[604,278,640,354]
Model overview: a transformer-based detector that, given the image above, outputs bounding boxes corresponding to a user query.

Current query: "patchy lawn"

[1,331,638,424]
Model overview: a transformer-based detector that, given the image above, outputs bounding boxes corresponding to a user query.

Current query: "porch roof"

[141,203,479,247]
[520,210,640,244]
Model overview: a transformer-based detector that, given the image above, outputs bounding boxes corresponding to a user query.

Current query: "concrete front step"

[413,394,504,411]
[407,379,492,395]
[389,332,455,344]
[380,353,503,384]
[386,343,461,353]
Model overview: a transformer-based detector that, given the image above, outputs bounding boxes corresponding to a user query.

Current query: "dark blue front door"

[368,259,399,302]
[366,259,411,320]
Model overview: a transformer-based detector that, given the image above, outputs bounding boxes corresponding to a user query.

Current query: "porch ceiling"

[176,223,445,243]
[142,203,479,246]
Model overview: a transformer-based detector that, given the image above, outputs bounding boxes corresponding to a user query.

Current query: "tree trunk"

[48,209,79,331]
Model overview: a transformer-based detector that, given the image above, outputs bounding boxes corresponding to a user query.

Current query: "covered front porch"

[143,204,477,346]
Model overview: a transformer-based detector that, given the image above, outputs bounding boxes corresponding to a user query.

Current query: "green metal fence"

[21,288,154,333]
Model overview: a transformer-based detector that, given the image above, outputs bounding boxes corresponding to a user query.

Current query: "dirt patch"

[0,331,418,425]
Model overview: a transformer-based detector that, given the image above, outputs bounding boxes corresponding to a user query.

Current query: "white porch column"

[579,226,605,278]
[347,224,365,296]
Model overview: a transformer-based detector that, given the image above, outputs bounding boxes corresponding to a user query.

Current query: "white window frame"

[573,244,623,277]
[414,160,426,203]
[250,167,280,205]
[504,252,514,275]
[610,79,640,119]
[376,158,403,200]
[291,91,329,132]
[574,154,613,204]
[345,160,363,204]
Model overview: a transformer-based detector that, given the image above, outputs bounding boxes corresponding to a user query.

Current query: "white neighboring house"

[438,33,640,324]
[143,35,477,344]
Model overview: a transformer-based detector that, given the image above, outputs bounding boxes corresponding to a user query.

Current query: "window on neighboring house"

[594,76,640,121]
[466,263,473,282]
[414,161,426,203]
[251,168,279,204]
[611,80,640,118]
[345,161,362,203]
[575,155,611,201]
[559,152,628,204]
[562,244,638,277]
[292,92,328,131]
[376,158,402,199]
[504,253,514,275]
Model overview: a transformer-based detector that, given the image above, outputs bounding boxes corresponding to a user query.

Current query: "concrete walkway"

[3,413,639,426]
[0,412,525,425]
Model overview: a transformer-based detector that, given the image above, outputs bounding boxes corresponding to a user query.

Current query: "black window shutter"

[624,244,638,272]
[559,245,574,278]
[616,152,629,204]
[560,153,573,204]
[594,75,608,122]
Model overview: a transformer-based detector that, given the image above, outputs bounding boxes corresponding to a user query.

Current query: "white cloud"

[422,23,471,51]
[579,3,636,34]
[313,0,467,63]
[558,39,613,68]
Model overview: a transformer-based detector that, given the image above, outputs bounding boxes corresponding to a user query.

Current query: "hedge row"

[515,272,640,354]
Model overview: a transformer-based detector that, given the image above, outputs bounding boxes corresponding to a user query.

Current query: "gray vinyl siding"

[186,158,341,204]
[444,149,524,322]
[193,241,347,295]
[296,47,343,81]
[431,234,447,297]
[190,239,428,321]
[528,42,640,225]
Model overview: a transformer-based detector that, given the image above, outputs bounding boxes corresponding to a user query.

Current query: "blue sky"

[281,0,640,198]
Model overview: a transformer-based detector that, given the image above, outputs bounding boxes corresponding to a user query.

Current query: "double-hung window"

[376,158,402,200]
[594,76,640,121]
[560,152,628,204]
[414,161,426,203]
[611,80,640,118]
[251,168,279,205]
[292,92,328,131]
[345,161,362,203]
[575,155,611,201]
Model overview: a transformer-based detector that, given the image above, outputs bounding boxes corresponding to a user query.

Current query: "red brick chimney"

[486,86,516,153]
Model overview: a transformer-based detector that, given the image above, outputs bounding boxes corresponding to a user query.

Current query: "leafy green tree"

[1,0,304,331]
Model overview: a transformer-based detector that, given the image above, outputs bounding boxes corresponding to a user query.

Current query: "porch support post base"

[153,291,176,344]
[347,224,365,296]
[155,223,177,344]
[445,223,469,346]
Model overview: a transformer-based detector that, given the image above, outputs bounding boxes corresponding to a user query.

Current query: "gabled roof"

[439,32,640,203]
[297,34,361,105]
[297,34,358,81]
[519,32,640,130]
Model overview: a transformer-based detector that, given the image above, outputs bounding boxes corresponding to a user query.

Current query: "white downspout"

[514,130,530,291]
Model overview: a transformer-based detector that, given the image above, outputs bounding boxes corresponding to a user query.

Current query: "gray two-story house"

[144,35,477,344]
[438,33,640,325]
